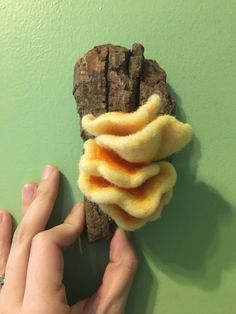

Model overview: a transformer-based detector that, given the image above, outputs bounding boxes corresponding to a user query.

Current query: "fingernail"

[70,203,85,223]
[23,184,36,202]
[42,165,54,180]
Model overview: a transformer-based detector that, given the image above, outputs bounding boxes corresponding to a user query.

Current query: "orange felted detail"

[98,191,173,231]
[88,176,111,188]
[79,139,162,189]
[90,140,145,175]
[78,161,177,218]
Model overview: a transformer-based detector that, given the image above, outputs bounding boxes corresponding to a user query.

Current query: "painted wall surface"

[0,1,236,313]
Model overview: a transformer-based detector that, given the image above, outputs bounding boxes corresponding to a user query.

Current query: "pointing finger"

[24,203,85,302]
[3,165,59,303]
[100,229,138,308]
[72,228,138,314]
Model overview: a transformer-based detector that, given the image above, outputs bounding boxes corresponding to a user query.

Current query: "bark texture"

[73,43,175,242]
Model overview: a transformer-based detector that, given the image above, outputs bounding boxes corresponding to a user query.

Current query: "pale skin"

[0,165,138,314]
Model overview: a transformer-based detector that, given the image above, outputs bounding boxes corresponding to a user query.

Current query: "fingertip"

[41,164,60,181]
[0,209,9,215]
[22,182,38,188]
[65,202,85,235]
[99,228,138,308]
[22,182,38,198]
[52,165,60,176]
[0,209,12,231]
[112,228,130,245]
[110,228,138,268]
[73,201,84,210]
[0,209,12,221]
[70,202,85,217]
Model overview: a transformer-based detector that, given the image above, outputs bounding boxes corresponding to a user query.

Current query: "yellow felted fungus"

[95,115,192,163]
[81,94,161,136]
[78,161,177,218]
[99,191,173,231]
[78,93,192,231]
[79,139,162,188]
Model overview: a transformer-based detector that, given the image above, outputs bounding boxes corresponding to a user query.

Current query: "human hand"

[0,165,138,314]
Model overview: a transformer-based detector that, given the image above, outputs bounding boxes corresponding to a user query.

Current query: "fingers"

[19,165,59,233]
[22,183,38,216]
[2,165,59,302]
[72,229,138,314]
[24,203,85,302]
[101,229,138,312]
[0,211,12,278]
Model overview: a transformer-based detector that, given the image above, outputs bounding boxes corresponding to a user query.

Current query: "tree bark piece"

[73,43,175,242]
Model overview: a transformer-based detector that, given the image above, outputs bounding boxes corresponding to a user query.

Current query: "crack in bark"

[104,46,110,112]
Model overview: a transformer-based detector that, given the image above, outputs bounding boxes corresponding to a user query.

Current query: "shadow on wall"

[126,243,158,314]
[63,235,110,305]
[133,87,236,290]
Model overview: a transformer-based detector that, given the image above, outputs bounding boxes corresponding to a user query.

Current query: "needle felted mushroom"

[73,43,192,242]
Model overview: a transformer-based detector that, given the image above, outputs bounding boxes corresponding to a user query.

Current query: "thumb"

[72,228,138,314]
[100,229,138,307]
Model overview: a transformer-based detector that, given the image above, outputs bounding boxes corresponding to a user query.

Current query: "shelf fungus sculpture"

[78,94,192,231]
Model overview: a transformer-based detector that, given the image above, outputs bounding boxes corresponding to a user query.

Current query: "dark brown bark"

[73,43,175,242]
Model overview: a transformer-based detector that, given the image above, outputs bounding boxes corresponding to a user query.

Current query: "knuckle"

[64,221,79,236]
[12,224,31,246]
[32,232,48,247]
[36,184,55,203]
[124,253,139,272]
[36,186,50,199]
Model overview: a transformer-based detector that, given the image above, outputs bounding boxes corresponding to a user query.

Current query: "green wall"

[0,1,236,313]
